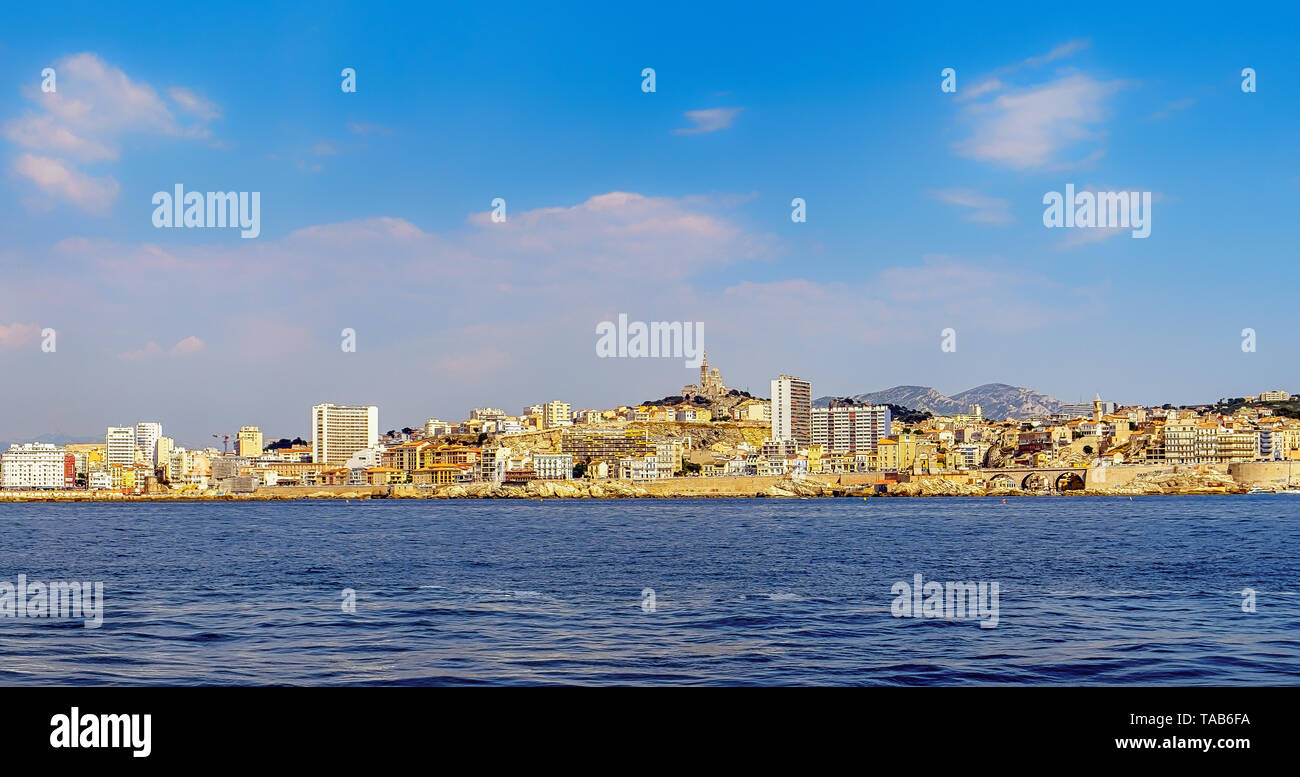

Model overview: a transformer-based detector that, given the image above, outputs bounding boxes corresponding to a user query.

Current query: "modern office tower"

[237,426,263,458]
[106,426,136,466]
[770,375,812,447]
[311,403,379,465]
[135,422,162,465]
[811,402,892,453]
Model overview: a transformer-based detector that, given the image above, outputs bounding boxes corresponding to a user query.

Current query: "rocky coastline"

[0,467,1288,501]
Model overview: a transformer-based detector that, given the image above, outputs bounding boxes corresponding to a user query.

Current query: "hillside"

[814,383,1064,420]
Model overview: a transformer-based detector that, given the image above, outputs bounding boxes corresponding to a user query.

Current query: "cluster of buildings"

[2,356,1297,492]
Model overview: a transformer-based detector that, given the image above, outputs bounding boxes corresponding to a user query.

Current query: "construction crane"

[212,433,230,454]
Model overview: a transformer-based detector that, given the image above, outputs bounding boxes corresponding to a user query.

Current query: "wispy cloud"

[118,335,205,362]
[0,322,42,349]
[1148,97,1196,121]
[3,52,219,211]
[954,73,1124,170]
[1014,39,1091,71]
[168,87,221,121]
[1053,187,1163,249]
[930,188,1013,225]
[672,107,743,136]
[14,154,119,212]
[957,39,1091,103]
[346,121,394,136]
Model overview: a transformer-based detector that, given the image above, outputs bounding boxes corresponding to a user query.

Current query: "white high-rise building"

[106,426,135,466]
[770,375,812,447]
[1,443,68,489]
[811,403,892,453]
[311,403,379,465]
[135,422,163,465]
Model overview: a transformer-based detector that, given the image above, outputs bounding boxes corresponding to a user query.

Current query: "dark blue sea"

[1,496,1297,685]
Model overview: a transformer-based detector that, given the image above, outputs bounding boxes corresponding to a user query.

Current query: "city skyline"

[2,3,1298,445]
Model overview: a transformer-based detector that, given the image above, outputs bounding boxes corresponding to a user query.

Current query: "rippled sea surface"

[1,495,1297,685]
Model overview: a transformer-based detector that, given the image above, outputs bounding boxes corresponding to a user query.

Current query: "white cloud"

[170,335,205,356]
[117,341,165,362]
[673,107,743,135]
[930,188,1013,225]
[14,154,120,212]
[117,335,204,361]
[4,52,219,212]
[0,322,42,349]
[168,87,222,121]
[954,73,1123,170]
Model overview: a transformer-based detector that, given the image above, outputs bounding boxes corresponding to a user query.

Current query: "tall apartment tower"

[135,422,162,465]
[106,426,135,466]
[770,375,812,447]
[311,403,379,465]
[237,426,264,458]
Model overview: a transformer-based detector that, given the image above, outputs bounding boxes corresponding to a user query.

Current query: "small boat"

[1247,488,1274,495]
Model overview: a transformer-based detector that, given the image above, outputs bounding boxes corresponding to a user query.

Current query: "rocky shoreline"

[0,468,1285,501]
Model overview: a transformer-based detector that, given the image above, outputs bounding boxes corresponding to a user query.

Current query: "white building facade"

[770,375,812,447]
[1,443,68,489]
[311,403,379,465]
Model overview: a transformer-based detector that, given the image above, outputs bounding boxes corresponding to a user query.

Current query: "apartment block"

[810,402,891,453]
[311,403,379,466]
[770,375,812,447]
[1,443,70,489]
[237,426,263,458]
[106,426,135,466]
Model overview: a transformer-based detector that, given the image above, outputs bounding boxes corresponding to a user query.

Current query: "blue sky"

[1,2,1297,446]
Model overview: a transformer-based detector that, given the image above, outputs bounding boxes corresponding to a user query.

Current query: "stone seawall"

[1229,461,1300,487]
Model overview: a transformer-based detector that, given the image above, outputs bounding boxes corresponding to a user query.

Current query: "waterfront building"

[383,440,431,471]
[237,426,263,458]
[311,403,379,466]
[1,443,70,489]
[106,426,135,466]
[533,453,574,480]
[618,455,661,481]
[156,436,175,479]
[561,429,656,464]
[135,422,162,465]
[770,375,812,447]
[810,402,891,454]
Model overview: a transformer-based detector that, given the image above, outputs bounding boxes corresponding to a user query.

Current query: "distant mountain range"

[813,383,1066,420]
